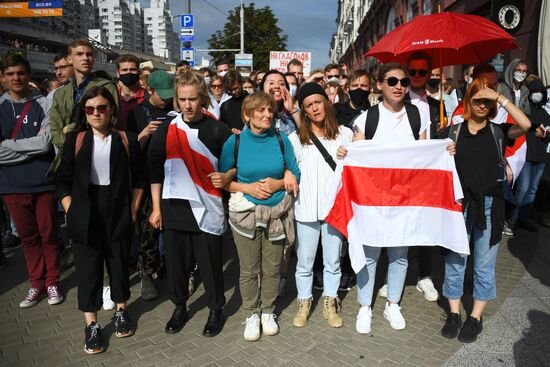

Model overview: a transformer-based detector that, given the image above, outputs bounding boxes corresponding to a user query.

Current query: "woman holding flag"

[148,71,232,338]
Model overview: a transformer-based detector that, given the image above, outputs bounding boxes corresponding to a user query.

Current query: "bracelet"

[500,98,509,108]
[290,109,299,115]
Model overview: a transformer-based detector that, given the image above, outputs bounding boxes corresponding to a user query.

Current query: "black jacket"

[405,92,447,138]
[334,101,369,129]
[56,129,146,245]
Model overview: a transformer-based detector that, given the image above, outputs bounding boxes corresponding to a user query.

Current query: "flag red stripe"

[165,124,221,197]
[325,166,462,237]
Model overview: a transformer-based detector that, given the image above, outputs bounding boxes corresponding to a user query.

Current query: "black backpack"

[364,102,422,140]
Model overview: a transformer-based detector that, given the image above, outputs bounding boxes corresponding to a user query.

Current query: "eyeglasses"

[84,105,110,115]
[471,98,493,106]
[384,77,411,87]
[53,64,72,72]
[211,84,223,89]
[408,69,428,77]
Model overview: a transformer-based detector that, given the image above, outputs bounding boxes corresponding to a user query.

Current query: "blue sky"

[162,0,338,69]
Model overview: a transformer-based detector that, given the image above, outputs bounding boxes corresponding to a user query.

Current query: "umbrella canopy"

[365,12,518,67]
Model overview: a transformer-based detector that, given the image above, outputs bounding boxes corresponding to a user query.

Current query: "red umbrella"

[365,12,518,68]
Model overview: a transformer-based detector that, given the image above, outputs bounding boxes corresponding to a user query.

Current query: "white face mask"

[204,77,211,85]
[289,84,298,98]
[530,92,544,104]
[244,88,254,95]
[514,71,527,83]
[219,70,227,77]
[327,77,339,84]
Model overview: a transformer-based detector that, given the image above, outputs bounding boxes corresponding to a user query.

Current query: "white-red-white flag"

[451,103,526,183]
[323,139,469,273]
[162,115,226,235]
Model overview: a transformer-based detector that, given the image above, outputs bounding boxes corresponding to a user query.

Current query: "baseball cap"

[148,70,174,99]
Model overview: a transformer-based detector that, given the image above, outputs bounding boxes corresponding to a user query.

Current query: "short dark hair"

[259,69,289,92]
[377,63,406,82]
[53,51,69,64]
[407,51,432,71]
[324,63,340,73]
[287,58,303,70]
[224,70,243,90]
[349,69,370,84]
[216,59,230,67]
[1,52,31,74]
[176,60,190,68]
[472,64,497,79]
[198,67,213,76]
[116,54,140,70]
[283,72,298,84]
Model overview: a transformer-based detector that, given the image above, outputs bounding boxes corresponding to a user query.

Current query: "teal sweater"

[220,128,300,207]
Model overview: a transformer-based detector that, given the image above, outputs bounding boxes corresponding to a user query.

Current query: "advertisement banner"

[269,51,311,75]
[0,1,63,18]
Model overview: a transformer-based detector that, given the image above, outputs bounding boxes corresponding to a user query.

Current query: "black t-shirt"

[453,122,514,197]
[334,101,367,129]
[127,99,174,137]
[148,115,232,232]
[220,92,248,131]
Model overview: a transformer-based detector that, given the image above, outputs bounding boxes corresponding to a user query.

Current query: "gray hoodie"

[497,58,530,114]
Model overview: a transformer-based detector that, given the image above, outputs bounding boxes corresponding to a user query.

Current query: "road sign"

[180,14,194,28]
[181,47,195,66]
[180,36,195,42]
[235,53,253,77]
[180,28,194,36]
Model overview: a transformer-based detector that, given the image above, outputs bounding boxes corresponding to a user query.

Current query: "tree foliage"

[207,3,287,71]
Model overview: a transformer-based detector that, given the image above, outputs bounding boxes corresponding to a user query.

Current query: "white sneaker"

[243,314,261,341]
[261,313,279,336]
[416,277,439,302]
[356,306,372,334]
[377,284,388,298]
[102,286,115,311]
[384,302,406,330]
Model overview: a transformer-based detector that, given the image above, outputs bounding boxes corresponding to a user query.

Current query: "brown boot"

[322,296,343,328]
[292,298,312,328]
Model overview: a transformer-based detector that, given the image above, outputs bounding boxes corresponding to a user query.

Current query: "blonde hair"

[241,92,276,125]
[173,70,210,112]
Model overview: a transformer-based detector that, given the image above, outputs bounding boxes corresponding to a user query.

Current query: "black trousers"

[164,228,225,310]
[72,185,130,312]
[137,195,160,275]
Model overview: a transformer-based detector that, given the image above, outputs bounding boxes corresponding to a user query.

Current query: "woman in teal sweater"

[219,92,300,341]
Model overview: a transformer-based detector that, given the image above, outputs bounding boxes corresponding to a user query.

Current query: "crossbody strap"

[309,132,337,171]
[9,101,33,139]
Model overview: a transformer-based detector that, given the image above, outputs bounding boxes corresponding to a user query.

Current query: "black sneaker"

[84,322,104,355]
[458,316,483,343]
[338,274,356,292]
[441,312,462,339]
[2,232,20,248]
[113,308,135,338]
[141,274,159,301]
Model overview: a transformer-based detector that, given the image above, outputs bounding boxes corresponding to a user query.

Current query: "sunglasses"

[409,69,428,77]
[471,98,494,106]
[84,105,110,115]
[211,84,223,89]
[53,64,72,72]
[384,77,411,88]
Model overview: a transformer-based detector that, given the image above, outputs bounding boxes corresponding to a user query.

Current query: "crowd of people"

[0,38,549,356]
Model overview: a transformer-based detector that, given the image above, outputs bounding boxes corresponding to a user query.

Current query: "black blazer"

[56,129,146,245]
[405,92,447,138]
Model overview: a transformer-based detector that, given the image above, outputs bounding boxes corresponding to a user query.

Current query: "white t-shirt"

[90,135,111,185]
[408,90,432,138]
[354,103,428,143]
[289,126,354,222]
[514,89,521,105]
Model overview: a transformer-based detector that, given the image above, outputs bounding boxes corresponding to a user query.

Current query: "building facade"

[330,0,544,81]
[144,0,179,62]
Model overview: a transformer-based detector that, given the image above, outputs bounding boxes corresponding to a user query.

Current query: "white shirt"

[289,126,353,222]
[355,103,428,143]
[408,90,432,138]
[514,89,521,105]
[90,135,111,185]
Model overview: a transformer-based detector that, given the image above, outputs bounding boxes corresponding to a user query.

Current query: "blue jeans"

[295,221,343,298]
[511,161,546,222]
[356,246,408,306]
[443,196,499,301]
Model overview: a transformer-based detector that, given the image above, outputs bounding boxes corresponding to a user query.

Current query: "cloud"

[161,0,337,68]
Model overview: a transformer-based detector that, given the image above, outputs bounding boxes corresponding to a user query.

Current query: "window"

[102,8,107,12]
[146,17,152,21]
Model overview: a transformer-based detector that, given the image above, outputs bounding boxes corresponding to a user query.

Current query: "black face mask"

[348,88,370,108]
[427,78,440,89]
[119,73,140,87]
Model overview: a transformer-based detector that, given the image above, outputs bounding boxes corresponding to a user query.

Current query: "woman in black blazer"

[57,86,146,355]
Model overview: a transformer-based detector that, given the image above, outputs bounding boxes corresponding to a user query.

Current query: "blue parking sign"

[181,14,194,28]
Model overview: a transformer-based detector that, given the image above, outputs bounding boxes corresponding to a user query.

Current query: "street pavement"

[1,225,549,367]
